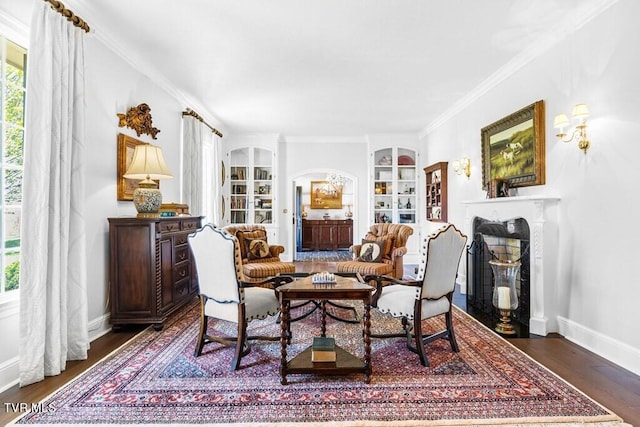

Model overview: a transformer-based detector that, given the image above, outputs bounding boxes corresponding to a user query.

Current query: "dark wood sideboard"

[108,216,203,330]
[302,219,353,251]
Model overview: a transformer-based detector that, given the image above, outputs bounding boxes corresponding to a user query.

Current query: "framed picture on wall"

[481,100,545,190]
[310,181,342,209]
[117,133,153,201]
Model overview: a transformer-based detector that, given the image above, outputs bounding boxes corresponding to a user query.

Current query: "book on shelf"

[311,336,336,362]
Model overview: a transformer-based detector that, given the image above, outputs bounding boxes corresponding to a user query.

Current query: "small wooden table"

[276,275,374,385]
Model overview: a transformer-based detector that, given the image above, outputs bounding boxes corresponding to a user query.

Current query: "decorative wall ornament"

[117,103,161,139]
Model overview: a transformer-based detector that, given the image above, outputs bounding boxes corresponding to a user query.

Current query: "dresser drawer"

[175,245,190,263]
[181,219,201,232]
[157,220,180,233]
[173,278,191,301]
[174,232,189,246]
[174,263,190,282]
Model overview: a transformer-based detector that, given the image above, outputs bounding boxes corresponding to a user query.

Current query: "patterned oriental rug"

[13,302,625,426]
[295,250,352,262]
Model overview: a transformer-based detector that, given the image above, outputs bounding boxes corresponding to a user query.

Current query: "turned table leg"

[279,298,289,385]
[363,296,372,384]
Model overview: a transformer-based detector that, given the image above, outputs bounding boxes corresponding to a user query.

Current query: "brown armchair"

[336,223,414,279]
[222,224,295,283]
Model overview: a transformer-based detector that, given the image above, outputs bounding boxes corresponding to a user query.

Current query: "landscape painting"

[310,181,342,209]
[481,100,545,190]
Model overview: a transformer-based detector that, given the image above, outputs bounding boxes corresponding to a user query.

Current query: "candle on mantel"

[498,287,511,310]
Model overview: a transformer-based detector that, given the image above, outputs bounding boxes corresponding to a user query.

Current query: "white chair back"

[421,224,467,300]
[189,224,241,303]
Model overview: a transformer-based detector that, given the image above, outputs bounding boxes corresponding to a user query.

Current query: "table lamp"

[123,143,173,217]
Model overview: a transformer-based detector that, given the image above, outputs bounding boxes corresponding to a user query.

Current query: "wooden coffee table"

[276,275,374,385]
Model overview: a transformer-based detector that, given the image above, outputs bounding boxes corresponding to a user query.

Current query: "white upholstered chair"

[188,224,282,370]
[366,224,467,367]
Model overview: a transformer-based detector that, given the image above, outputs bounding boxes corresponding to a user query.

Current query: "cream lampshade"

[123,144,173,217]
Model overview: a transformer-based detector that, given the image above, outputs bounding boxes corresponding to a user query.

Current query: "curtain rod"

[44,0,90,33]
[182,109,223,138]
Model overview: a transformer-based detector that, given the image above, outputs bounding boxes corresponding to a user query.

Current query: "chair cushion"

[376,284,450,320]
[245,237,271,260]
[236,230,267,260]
[336,260,393,276]
[243,261,295,280]
[204,287,280,323]
[243,287,280,321]
[357,240,384,262]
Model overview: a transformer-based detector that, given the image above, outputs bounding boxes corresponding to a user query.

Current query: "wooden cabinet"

[424,162,448,222]
[108,216,202,330]
[301,219,353,250]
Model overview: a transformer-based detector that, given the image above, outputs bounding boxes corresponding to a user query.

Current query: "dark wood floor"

[1,261,639,426]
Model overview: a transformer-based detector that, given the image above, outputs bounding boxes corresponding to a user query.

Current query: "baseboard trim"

[0,356,19,393]
[0,314,113,393]
[557,315,640,377]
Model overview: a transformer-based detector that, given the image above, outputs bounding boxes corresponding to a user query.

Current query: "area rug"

[12,302,624,426]
[295,250,352,262]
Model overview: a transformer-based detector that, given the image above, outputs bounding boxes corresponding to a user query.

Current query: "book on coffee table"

[312,336,336,362]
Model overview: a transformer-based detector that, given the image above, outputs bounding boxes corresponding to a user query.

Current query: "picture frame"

[310,181,342,209]
[489,178,510,199]
[117,133,153,201]
[481,100,545,190]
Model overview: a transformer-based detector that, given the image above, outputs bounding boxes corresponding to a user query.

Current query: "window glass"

[0,36,26,295]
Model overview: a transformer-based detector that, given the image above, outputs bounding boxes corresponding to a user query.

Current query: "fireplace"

[462,196,560,336]
[467,217,530,337]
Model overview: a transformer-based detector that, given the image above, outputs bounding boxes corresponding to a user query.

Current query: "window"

[0,36,26,295]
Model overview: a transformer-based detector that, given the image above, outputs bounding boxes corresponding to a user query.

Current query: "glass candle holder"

[489,259,521,335]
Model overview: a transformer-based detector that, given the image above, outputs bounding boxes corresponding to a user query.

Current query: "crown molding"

[63,0,226,135]
[0,9,29,45]
[283,135,367,144]
[419,0,620,139]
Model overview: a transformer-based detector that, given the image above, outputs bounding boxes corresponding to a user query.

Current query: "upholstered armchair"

[336,223,414,279]
[221,224,295,283]
[189,224,289,370]
[366,224,467,367]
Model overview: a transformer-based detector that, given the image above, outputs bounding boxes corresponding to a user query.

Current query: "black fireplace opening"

[466,217,531,338]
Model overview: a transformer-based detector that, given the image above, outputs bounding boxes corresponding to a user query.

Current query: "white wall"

[0,1,190,391]
[422,0,640,375]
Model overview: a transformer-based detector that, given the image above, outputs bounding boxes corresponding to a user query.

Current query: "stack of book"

[311,337,336,362]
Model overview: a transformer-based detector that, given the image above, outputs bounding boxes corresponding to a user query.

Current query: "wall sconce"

[452,157,471,179]
[553,103,590,154]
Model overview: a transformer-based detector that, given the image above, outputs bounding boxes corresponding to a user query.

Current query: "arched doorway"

[291,169,357,261]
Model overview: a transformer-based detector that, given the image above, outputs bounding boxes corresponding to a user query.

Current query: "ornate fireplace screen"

[466,217,531,337]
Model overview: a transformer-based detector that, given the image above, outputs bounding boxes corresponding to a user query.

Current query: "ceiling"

[9,0,616,138]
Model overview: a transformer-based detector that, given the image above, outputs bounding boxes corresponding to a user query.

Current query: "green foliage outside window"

[5,260,19,291]
[1,36,26,294]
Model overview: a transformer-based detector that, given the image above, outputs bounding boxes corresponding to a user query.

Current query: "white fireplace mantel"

[462,196,561,336]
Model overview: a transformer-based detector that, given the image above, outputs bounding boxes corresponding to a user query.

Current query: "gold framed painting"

[117,133,150,201]
[481,100,545,190]
[310,181,342,209]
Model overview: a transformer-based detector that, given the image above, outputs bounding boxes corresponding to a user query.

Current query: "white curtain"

[181,115,204,217]
[182,117,220,225]
[19,2,88,387]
